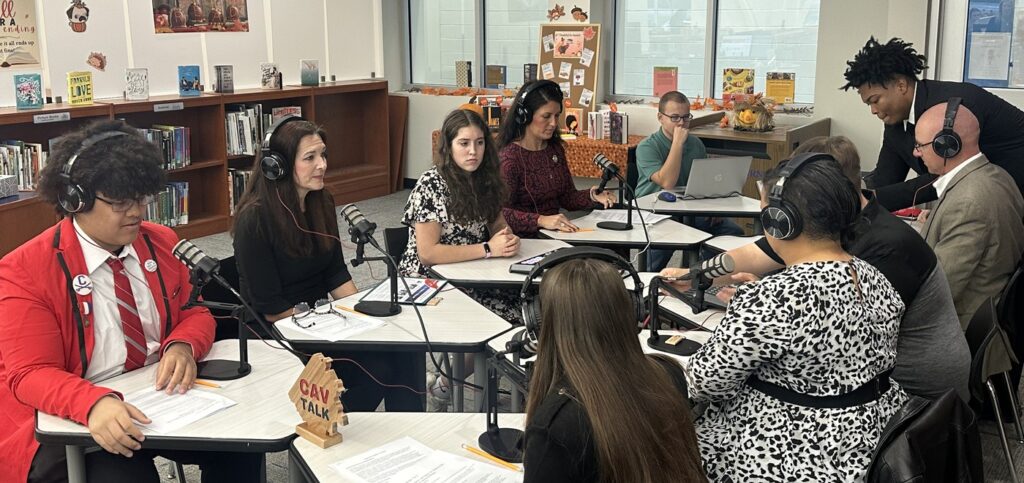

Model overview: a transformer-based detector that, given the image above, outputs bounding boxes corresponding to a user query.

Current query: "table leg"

[452,355,465,413]
[473,352,487,412]
[511,355,523,413]
[684,248,699,268]
[637,251,648,272]
[66,446,86,483]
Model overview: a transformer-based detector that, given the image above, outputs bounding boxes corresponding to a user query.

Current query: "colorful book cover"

[455,60,472,88]
[66,71,94,106]
[722,68,755,102]
[178,65,201,97]
[477,95,503,131]
[765,72,796,104]
[14,73,43,110]
[271,106,302,122]
[214,65,234,93]
[300,59,319,86]
[652,66,677,97]
[125,68,149,101]
[524,63,538,84]
[485,65,506,88]
[260,62,281,89]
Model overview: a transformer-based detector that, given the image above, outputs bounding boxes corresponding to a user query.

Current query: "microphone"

[505,328,538,359]
[676,253,735,282]
[173,239,220,279]
[593,153,619,195]
[341,203,377,243]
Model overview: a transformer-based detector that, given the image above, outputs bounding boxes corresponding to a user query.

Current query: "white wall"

[0,0,383,106]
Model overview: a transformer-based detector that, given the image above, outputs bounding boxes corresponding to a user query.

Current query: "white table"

[276,288,515,412]
[704,235,763,253]
[36,340,303,483]
[539,211,711,270]
[634,191,764,233]
[428,238,571,288]
[288,412,526,483]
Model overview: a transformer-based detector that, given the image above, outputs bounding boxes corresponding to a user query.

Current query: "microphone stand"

[183,270,253,380]
[596,168,633,231]
[349,233,402,317]
[646,276,706,357]
[479,350,529,463]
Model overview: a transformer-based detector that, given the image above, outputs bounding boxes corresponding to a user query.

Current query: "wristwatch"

[483,242,493,259]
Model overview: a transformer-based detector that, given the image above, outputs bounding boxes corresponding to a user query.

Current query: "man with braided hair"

[843,36,1024,210]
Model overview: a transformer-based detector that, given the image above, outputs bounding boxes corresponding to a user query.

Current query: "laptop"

[676,156,752,199]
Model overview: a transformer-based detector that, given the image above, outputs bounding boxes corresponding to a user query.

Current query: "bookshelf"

[0,80,392,257]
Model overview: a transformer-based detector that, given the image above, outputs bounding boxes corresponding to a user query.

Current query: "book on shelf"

[765,72,795,104]
[226,103,271,156]
[455,60,472,88]
[178,65,202,97]
[14,73,43,110]
[524,63,538,84]
[271,106,302,122]
[300,59,319,86]
[214,65,234,93]
[609,111,629,145]
[124,68,150,101]
[485,65,506,88]
[137,125,191,170]
[228,168,253,215]
[652,66,677,97]
[476,95,503,131]
[0,140,47,191]
[722,68,755,102]
[259,62,281,89]
[143,182,189,227]
[66,71,94,106]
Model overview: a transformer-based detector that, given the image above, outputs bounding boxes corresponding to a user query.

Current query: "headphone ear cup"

[261,152,286,181]
[516,106,529,126]
[59,183,85,213]
[932,133,962,159]
[761,205,799,240]
[522,295,542,333]
[631,291,645,324]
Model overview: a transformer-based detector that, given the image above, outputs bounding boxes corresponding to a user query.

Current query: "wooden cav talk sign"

[288,353,349,448]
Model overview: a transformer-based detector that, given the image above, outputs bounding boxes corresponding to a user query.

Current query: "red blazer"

[0,219,215,482]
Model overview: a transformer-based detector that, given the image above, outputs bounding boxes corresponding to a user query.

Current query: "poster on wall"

[0,0,40,68]
[152,0,249,33]
[539,23,600,133]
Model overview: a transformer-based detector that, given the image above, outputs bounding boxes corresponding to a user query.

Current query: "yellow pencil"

[461,444,523,472]
[576,228,595,232]
[338,306,367,316]
[193,379,221,389]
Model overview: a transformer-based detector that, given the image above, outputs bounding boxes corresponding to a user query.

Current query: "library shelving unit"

[0,79,392,258]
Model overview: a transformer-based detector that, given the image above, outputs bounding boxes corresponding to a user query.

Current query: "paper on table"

[360,277,447,305]
[329,436,522,483]
[590,209,671,225]
[278,310,386,342]
[124,387,236,434]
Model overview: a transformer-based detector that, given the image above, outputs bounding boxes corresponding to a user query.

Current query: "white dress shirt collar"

[934,152,984,198]
[905,83,918,129]
[73,218,139,273]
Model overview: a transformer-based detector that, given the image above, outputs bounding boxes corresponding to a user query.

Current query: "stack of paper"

[591,209,671,225]
[278,309,386,342]
[329,437,522,482]
[125,387,236,434]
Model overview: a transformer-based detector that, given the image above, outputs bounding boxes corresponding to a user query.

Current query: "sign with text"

[0,0,40,68]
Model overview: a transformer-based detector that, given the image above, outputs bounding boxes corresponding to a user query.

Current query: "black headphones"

[58,130,131,213]
[931,97,962,160]
[520,246,645,342]
[260,115,305,180]
[760,152,837,241]
[514,80,559,126]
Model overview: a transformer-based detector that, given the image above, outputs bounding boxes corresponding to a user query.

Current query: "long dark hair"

[497,80,564,150]
[435,109,507,224]
[231,119,339,257]
[525,258,706,483]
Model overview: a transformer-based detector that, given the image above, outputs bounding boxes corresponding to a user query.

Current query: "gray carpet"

[170,189,1023,482]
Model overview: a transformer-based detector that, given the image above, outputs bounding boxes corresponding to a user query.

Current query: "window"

[614,0,820,103]
[713,0,820,103]
[963,0,1019,88]
[484,0,550,87]
[614,0,708,97]
[409,0,476,85]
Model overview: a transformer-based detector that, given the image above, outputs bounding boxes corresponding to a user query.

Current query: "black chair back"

[199,255,243,341]
[997,259,1024,341]
[965,298,1007,403]
[621,146,639,204]
[383,226,410,260]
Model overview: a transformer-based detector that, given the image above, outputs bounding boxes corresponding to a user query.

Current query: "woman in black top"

[523,257,706,483]
[232,117,423,411]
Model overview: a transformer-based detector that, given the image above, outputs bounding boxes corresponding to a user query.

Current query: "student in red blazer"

[0,121,253,483]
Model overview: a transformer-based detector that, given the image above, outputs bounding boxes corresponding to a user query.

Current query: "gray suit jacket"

[922,155,1024,328]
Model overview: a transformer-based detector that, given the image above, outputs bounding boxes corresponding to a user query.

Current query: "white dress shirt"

[74,220,162,382]
[933,152,984,199]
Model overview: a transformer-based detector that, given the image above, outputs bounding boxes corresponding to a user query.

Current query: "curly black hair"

[37,119,166,215]
[762,156,862,249]
[841,37,928,91]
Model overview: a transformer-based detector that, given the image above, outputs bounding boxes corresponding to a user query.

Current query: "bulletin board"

[538,23,600,134]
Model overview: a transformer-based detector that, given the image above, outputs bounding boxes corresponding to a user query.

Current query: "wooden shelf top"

[304,79,388,95]
[99,93,223,113]
[0,103,111,125]
[0,191,42,211]
[222,86,314,102]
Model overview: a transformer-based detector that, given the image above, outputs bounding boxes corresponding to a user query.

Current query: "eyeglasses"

[913,141,932,151]
[659,112,693,123]
[292,298,345,328]
[95,195,155,213]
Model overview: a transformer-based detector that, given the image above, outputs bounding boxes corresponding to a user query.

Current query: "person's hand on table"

[589,187,616,209]
[538,213,579,232]
[714,272,760,304]
[488,227,520,257]
[155,342,196,395]
[87,395,150,457]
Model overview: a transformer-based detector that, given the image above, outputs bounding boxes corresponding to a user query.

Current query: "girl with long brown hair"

[523,257,706,483]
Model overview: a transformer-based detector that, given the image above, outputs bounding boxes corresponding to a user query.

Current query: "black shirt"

[522,357,689,482]
[870,78,1024,210]
[233,207,352,315]
[756,193,936,305]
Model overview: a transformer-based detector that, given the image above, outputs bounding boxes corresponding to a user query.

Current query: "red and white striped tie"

[106,257,148,371]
